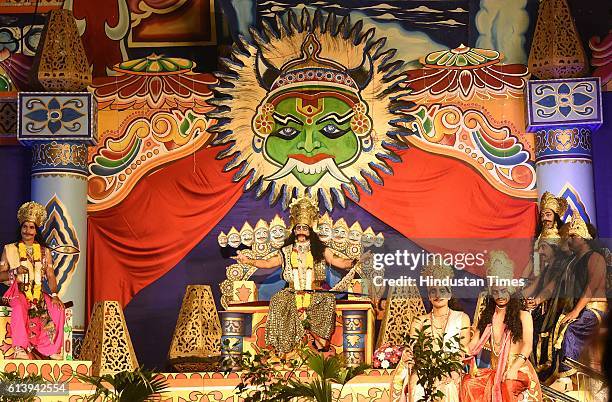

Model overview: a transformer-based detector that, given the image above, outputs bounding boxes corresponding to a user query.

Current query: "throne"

[217,213,386,365]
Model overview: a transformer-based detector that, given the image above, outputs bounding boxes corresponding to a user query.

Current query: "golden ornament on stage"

[79,301,139,376]
[168,285,222,372]
[528,0,589,79]
[17,201,47,227]
[33,9,91,91]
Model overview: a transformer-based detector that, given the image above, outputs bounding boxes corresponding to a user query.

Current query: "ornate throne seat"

[221,299,376,365]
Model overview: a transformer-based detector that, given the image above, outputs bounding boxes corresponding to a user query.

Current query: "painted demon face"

[263,93,365,187]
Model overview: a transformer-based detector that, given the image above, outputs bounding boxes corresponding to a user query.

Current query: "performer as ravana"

[233,195,362,354]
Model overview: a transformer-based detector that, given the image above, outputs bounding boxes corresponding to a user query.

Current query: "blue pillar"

[18,92,97,344]
[220,311,245,371]
[342,310,367,367]
[526,78,603,223]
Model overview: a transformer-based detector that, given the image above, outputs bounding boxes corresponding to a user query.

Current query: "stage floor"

[0,360,394,401]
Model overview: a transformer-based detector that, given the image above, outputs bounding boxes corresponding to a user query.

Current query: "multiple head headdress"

[17,201,47,228]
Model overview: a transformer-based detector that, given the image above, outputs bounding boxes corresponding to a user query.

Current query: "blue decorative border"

[525,77,602,131]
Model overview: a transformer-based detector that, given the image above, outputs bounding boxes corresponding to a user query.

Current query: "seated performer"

[393,263,470,402]
[522,227,573,377]
[462,251,542,401]
[0,202,64,360]
[549,211,607,383]
[233,195,361,354]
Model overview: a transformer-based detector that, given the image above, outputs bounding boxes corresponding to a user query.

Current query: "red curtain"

[87,146,536,311]
[357,147,537,275]
[86,147,244,311]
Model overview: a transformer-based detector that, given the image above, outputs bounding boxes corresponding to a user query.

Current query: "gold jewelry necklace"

[491,326,503,356]
[430,311,450,331]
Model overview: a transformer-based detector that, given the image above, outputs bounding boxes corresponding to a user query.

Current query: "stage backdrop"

[85,9,540,367]
[0,0,609,369]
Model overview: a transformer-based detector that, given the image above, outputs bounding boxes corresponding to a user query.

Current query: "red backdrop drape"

[357,147,537,275]
[87,146,536,310]
[87,147,244,313]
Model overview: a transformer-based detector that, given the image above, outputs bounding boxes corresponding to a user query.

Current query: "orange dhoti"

[463,320,542,402]
[462,362,542,401]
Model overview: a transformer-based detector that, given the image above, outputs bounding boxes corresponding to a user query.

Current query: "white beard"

[265,156,350,183]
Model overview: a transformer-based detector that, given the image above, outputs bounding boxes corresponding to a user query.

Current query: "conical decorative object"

[79,301,138,376]
[528,0,589,79]
[168,285,222,371]
[32,9,91,91]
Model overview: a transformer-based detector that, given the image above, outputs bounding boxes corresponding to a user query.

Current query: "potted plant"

[0,371,45,402]
[230,343,369,402]
[77,367,169,402]
[404,325,465,402]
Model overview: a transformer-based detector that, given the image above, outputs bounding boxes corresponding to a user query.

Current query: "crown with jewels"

[539,191,568,218]
[568,209,592,240]
[289,194,319,229]
[485,250,515,282]
[17,201,47,227]
[421,262,455,281]
[269,33,360,95]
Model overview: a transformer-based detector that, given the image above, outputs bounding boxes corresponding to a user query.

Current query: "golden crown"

[568,210,592,240]
[270,214,287,228]
[318,212,332,228]
[333,217,349,230]
[421,262,455,281]
[255,219,269,231]
[17,201,47,227]
[240,222,253,232]
[485,250,515,281]
[539,192,568,217]
[289,194,319,228]
[269,33,359,94]
[349,221,363,232]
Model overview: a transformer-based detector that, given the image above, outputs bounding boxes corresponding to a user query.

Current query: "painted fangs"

[265,157,351,183]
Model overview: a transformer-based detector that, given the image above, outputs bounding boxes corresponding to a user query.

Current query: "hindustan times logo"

[371,249,487,271]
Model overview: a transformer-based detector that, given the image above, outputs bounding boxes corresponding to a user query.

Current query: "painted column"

[526,78,603,223]
[18,92,97,347]
[342,310,367,367]
[220,311,246,371]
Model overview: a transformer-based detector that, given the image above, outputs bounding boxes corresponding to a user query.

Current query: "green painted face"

[264,94,359,187]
